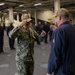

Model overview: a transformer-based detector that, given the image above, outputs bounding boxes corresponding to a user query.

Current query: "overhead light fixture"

[0,3,5,6]
[13,12,17,13]
[34,3,42,6]
[19,5,24,7]
[7,9,9,11]
[4,13,7,14]
[22,10,27,12]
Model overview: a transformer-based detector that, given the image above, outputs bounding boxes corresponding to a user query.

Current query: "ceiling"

[0,0,75,13]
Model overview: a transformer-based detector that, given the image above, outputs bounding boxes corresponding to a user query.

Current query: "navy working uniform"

[47,21,75,75]
[9,25,42,75]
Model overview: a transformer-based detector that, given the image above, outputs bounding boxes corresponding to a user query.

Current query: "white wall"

[73,14,75,24]
[5,15,10,26]
[71,13,75,24]
[69,12,75,25]
[31,10,75,25]
[32,10,54,22]
[37,10,53,22]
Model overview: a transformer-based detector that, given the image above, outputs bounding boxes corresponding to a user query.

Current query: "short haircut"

[56,8,69,19]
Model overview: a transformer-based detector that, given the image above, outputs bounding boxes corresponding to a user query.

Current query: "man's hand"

[46,73,51,75]
[19,20,27,26]
[50,25,57,30]
[46,73,54,75]
[40,30,46,37]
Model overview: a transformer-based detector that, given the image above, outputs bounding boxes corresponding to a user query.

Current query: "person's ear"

[59,16,61,20]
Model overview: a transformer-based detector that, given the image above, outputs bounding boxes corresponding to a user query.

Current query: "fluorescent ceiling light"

[19,5,24,7]
[7,9,9,10]
[34,3,42,6]
[22,10,27,11]
[13,12,17,13]
[4,13,7,14]
[0,3,5,6]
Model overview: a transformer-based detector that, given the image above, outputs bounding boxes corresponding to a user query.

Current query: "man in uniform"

[9,14,45,75]
[46,8,75,75]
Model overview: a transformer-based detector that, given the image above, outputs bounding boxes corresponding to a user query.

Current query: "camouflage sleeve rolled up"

[33,29,42,42]
[9,26,22,39]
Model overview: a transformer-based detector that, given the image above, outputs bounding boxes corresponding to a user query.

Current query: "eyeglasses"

[55,15,58,18]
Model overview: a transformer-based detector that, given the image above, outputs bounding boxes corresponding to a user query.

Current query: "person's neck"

[23,25,30,29]
[58,19,69,26]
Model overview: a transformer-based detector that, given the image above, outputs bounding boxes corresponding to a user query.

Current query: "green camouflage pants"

[16,59,34,75]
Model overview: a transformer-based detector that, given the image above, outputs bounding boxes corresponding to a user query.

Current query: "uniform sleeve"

[33,30,42,42]
[47,29,64,74]
[9,26,22,39]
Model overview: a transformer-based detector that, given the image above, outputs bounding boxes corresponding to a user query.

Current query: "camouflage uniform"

[9,26,41,75]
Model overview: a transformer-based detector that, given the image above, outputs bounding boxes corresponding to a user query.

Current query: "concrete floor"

[0,31,50,75]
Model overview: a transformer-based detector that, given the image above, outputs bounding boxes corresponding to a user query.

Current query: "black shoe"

[13,48,15,49]
[0,51,4,53]
[45,42,48,44]
[10,48,15,50]
[37,43,41,45]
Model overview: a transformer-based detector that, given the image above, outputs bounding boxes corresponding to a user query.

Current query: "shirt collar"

[60,21,70,26]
